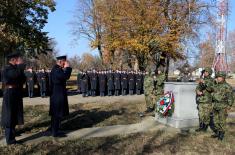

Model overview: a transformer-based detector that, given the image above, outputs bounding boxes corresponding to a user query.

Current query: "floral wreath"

[156,91,175,117]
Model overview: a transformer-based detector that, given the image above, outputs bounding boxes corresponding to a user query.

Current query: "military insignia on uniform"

[156,91,175,117]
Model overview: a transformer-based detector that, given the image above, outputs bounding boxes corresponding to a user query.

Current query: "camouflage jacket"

[153,73,166,95]
[196,76,214,104]
[144,75,154,95]
[212,81,234,109]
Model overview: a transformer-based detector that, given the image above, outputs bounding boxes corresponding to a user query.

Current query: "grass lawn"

[0,117,234,155]
[0,99,145,138]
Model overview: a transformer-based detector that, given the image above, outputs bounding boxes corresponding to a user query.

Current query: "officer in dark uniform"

[90,69,98,97]
[114,70,121,96]
[121,70,128,95]
[141,71,145,94]
[25,67,35,98]
[1,52,26,145]
[80,71,89,97]
[37,68,48,97]
[49,55,72,137]
[107,70,114,96]
[87,70,92,96]
[136,71,143,95]
[76,71,82,93]
[128,70,135,95]
[99,71,106,96]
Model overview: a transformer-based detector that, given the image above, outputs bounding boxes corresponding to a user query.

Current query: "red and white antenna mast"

[212,0,229,72]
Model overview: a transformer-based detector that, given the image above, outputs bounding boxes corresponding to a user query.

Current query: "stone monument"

[155,62,199,128]
[155,82,198,128]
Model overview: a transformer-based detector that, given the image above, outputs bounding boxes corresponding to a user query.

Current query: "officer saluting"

[49,55,72,137]
[1,52,26,145]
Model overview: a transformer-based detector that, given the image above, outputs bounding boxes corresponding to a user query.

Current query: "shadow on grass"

[18,108,123,144]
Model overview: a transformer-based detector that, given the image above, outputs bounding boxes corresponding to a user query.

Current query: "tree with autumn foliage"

[72,0,214,71]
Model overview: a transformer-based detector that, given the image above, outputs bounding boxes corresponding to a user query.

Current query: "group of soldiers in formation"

[77,70,145,97]
[195,67,234,141]
[24,68,49,98]
[0,52,234,145]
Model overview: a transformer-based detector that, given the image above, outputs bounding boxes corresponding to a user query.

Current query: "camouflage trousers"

[152,94,162,109]
[213,108,228,133]
[145,94,154,109]
[198,104,213,125]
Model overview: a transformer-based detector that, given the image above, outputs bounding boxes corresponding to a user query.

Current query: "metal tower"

[212,0,229,72]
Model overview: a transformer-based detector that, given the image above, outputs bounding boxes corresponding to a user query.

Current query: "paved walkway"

[0,116,176,146]
[0,94,145,106]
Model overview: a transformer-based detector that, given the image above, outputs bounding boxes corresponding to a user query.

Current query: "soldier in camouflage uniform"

[211,71,234,140]
[152,66,166,108]
[195,67,214,132]
[144,70,155,113]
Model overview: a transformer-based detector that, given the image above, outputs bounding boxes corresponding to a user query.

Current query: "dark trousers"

[129,90,134,95]
[122,89,127,96]
[91,90,96,97]
[82,92,88,97]
[100,92,105,97]
[115,90,120,96]
[40,91,46,97]
[136,89,141,95]
[51,116,61,136]
[27,86,34,98]
[5,126,16,145]
[108,90,113,96]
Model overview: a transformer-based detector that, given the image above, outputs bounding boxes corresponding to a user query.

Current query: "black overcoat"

[114,73,121,90]
[121,73,128,89]
[99,74,106,92]
[128,73,135,90]
[37,72,48,92]
[90,73,98,90]
[136,74,143,90]
[107,73,114,91]
[49,65,72,117]
[1,64,26,127]
[81,74,89,93]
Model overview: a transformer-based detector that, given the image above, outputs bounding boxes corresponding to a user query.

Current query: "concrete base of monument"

[155,82,199,129]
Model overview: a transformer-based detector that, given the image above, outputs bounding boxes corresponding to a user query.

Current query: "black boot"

[202,124,208,132]
[145,107,153,113]
[211,130,219,138]
[218,131,224,141]
[195,122,204,132]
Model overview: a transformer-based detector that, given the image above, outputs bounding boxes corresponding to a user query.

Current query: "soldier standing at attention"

[81,71,89,97]
[1,52,26,145]
[37,68,48,97]
[49,56,72,137]
[195,67,214,132]
[107,69,114,96]
[128,70,135,95]
[143,69,155,113]
[114,70,121,96]
[152,66,166,108]
[136,71,143,95]
[99,70,106,97]
[121,70,128,96]
[90,69,98,97]
[211,71,234,140]
[25,67,35,98]
[76,70,82,93]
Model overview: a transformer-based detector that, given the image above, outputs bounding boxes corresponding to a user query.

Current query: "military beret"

[7,52,22,60]
[56,55,67,60]
[204,67,213,75]
[215,71,226,78]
